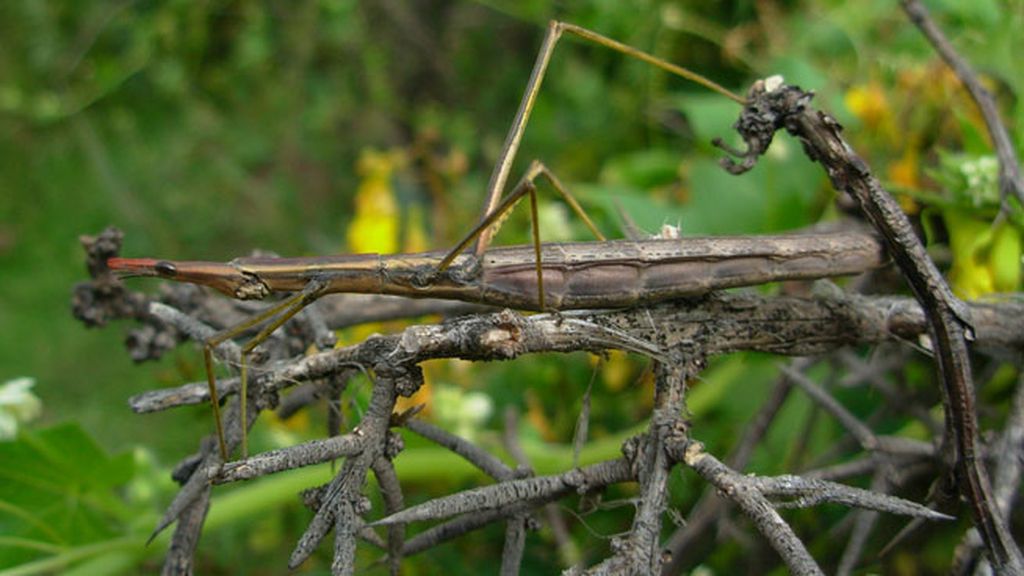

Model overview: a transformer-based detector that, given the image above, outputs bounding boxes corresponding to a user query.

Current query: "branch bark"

[714,80,1023,573]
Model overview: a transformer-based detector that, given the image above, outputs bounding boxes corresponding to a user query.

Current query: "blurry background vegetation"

[0,0,1021,574]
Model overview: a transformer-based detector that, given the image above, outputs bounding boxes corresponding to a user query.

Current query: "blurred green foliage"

[0,0,1021,574]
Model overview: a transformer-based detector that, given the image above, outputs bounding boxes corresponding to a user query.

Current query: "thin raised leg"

[473,20,744,257]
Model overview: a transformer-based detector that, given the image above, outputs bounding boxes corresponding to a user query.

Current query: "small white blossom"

[959,155,999,207]
[0,377,42,440]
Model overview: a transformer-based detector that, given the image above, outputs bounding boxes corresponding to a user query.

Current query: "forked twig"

[714,79,1023,572]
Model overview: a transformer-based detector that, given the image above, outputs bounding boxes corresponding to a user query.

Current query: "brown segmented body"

[109,231,886,311]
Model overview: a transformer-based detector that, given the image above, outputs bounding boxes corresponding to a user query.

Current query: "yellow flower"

[844,82,896,143]
[945,210,1022,299]
[888,148,921,191]
[346,148,405,254]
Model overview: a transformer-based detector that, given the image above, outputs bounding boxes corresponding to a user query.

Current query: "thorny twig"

[159,488,209,576]
[504,407,581,568]
[73,221,1023,573]
[582,361,695,574]
[124,291,1024,416]
[661,357,808,574]
[672,439,823,576]
[953,372,1024,575]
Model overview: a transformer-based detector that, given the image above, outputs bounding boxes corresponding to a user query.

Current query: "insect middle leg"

[435,159,605,311]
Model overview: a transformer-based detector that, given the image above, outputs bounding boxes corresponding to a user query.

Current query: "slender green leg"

[202,347,229,460]
[473,20,744,258]
[203,278,327,460]
[527,161,605,242]
[473,21,563,258]
[527,182,544,310]
[435,175,538,274]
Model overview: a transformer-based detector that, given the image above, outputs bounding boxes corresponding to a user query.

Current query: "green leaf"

[687,151,824,234]
[584,182,682,236]
[763,55,831,95]
[599,149,682,191]
[673,93,740,145]
[0,424,135,570]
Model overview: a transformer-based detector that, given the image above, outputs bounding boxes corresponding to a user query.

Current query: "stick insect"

[107,22,870,462]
